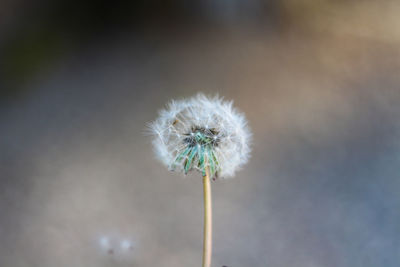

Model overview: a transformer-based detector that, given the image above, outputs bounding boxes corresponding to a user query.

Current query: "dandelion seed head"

[149,93,252,178]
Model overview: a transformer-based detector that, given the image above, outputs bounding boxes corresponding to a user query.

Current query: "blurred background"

[1,0,400,266]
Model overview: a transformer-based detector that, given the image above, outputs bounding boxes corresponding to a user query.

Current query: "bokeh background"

[1,1,400,266]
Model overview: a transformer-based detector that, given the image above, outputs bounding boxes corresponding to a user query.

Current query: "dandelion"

[149,93,251,267]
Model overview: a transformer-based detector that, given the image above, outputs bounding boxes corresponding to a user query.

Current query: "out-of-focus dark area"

[1,1,400,266]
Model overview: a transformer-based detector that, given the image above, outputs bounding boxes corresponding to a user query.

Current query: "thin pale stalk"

[202,167,212,267]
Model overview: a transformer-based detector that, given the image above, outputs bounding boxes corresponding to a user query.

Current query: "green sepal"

[197,145,207,176]
[184,146,198,174]
[172,147,191,169]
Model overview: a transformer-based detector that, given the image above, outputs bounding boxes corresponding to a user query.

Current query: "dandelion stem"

[202,166,212,267]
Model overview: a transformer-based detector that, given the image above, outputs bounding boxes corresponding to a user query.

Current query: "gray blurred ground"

[1,1,400,266]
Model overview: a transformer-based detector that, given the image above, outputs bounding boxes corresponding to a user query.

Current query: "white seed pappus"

[149,94,251,178]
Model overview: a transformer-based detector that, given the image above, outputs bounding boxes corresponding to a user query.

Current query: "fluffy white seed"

[149,93,251,178]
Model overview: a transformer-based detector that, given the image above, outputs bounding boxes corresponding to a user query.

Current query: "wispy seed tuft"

[149,93,252,179]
